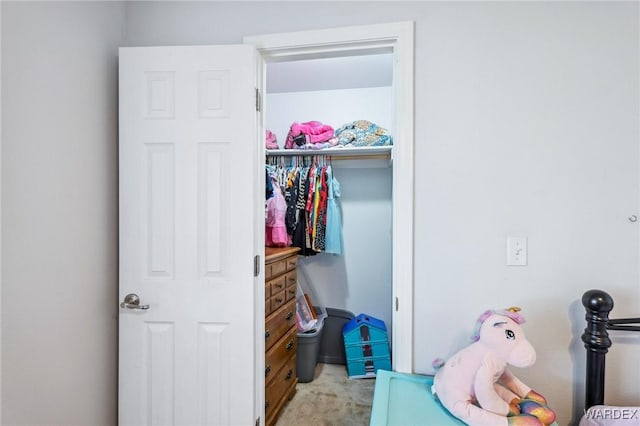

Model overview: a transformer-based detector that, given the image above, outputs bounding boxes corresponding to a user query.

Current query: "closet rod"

[266,154,390,162]
[265,146,392,159]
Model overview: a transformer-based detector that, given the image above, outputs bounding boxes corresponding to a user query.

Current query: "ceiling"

[266,53,393,93]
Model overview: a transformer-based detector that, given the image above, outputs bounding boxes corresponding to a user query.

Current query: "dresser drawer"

[268,290,286,315]
[265,356,296,422]
[265,274,286,302]
[285,285,296,302]
[265,327,297,385]
[268,274,286,297]
[284,270,297,288]
[265,299,296,351]
[270,259,287,278]
[285,256,297,271]
[265,262,273,280]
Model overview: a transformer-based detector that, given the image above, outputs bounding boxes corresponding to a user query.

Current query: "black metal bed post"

[581,289,614,409]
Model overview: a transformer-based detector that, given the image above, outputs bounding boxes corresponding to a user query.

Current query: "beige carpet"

[276,363,376,426]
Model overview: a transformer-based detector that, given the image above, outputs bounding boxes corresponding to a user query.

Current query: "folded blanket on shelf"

[334,120,392,147]
[266,129,279,149]
[285,121,335,149]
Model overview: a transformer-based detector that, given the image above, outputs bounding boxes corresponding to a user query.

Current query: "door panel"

[119,45,258,426]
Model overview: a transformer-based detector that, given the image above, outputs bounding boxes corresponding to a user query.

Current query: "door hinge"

[254,255,261,277]
[395,297,399,311]
[255,87,262,112]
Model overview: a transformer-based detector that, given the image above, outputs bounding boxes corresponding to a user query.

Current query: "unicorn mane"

[470,307,526,342]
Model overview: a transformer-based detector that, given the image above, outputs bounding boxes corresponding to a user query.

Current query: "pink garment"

[266,130,279,149]
[294,137,340,151]
[285,121,334,148]
[265,182,290,247]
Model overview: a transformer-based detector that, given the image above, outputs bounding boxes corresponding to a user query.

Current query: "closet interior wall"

[265,54,394,342]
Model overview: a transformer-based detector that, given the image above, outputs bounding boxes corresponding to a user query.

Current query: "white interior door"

[119,45,260,426]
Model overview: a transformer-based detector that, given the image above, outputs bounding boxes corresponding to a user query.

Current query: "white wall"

[0,2,637,425]
[296,166,392,333]
[416,4,640,424]
[266,54,393,94]
[266,87,394,148]
[267,86,393,338]
[124,2,640,424]
[1,2,125,425]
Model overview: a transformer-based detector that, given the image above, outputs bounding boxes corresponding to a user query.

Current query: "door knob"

[120,293,150,310]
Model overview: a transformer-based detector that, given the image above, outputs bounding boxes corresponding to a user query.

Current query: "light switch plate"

[507,237,527,266]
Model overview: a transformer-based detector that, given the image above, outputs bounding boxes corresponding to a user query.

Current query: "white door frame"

[245,21,415,374]
[0,4,3,420]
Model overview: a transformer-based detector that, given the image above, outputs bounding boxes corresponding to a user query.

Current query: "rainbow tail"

[519,400,556,426]
[507,414,543,426]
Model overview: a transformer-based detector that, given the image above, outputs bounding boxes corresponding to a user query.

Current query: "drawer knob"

[265,365,271,377]
[286,339,294,350]
[285,369,293,380]
[265,400,270,410]
[265,330,270,339]
[285,311,293,320]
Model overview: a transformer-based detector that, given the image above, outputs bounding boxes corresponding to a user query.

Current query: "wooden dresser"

[264,246,299,426]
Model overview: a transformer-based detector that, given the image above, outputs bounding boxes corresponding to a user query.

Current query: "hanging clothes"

[312,166,328,252]
[265,175,290,247]
[265,156,343,256]
[265,167,274,199]
[292,166,312,255]
[284,167,299,236]
[304,165,317,253]
[324,165,343,255]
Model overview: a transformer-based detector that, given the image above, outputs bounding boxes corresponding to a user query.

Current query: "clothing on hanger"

[265,175,290,247]
[265,156,343,256]
[324,165,343,255]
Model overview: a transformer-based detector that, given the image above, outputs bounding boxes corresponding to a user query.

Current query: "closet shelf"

[265,146,392,162]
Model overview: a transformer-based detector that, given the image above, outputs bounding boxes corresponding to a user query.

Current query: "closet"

[264,54,394,363]
[264,53,394,376]
[263,54,394,425]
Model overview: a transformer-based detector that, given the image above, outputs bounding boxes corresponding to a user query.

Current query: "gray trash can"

[318,308,355,365]
[296,316,325,383]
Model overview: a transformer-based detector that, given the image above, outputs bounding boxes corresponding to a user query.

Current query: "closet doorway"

[246,19,414,382]
[266,52,395,340]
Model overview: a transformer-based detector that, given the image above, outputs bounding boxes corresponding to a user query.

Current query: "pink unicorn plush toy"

[432,307,556,426]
